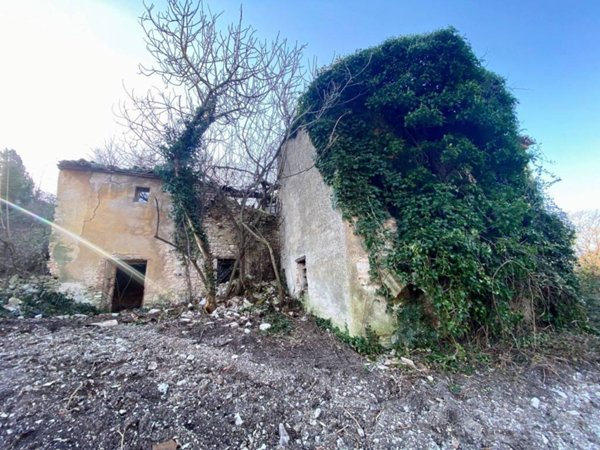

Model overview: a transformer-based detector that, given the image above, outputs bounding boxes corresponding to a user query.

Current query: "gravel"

[0,309,598,449]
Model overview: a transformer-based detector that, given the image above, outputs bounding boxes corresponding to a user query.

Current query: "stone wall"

[49,164,279,310]
[204,205,238,260]
[49,168,198,309]
[278,130,395,337]
[244,212,279,283]
[204,200,279,284]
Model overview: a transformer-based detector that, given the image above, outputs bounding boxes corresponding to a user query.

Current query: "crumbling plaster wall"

[49,169,194,308]
[204,203,278,283]
[279,130,396,337]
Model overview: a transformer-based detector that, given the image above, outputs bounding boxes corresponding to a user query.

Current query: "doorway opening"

[216,258,236,284]
[112,261,147,312]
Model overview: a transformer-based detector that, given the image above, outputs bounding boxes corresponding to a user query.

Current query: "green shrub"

[0,277,99,318]
[263,310,294,334]
[314,317,383,356]
[19,291,99,317]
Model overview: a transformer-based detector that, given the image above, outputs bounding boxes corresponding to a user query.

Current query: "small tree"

[1,149,35,239]
[1,149,34,204]
[0,149,54,276]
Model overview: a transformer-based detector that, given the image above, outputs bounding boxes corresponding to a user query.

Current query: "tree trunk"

[184,213,216,313]
[241,222,285,300]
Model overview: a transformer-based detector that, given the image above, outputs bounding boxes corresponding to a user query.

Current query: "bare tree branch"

[114,0,363,307]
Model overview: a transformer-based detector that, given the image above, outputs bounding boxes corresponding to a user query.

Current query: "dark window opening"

[134,187,150,203]
[216,258,236,284]
[112,261,147,312]
[296,257,307,293]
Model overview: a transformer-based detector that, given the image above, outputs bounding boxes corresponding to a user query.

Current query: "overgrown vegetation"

[314,317,383,356]
[570,210,600,329]
[0,149,55,276]
[155,105,218,311]
[417,330,600,374]
[0,276,99,318]
[300,29,585,349]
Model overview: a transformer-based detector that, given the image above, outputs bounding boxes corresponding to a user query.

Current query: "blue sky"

[1,0,598,211]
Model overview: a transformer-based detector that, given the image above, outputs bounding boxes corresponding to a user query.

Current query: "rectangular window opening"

[111,260,147,312]
[295,256,307,293]
[216,258,236,284]
[134,186,150,203]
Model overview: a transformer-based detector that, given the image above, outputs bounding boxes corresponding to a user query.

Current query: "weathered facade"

[49,161,194,309]
[51,142,393,336]
[279,131,396,337]
[48,161,244,310]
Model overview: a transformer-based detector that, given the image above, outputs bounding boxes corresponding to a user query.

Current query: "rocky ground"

[0,302,599,450]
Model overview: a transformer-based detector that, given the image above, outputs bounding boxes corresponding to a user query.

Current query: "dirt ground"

[0,304,599,450]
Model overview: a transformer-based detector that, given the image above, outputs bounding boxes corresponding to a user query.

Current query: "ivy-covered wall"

[298,28,584,347]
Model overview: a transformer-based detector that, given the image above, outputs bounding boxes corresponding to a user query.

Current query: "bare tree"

[89,137,126,167]
[89,136,160,169]
[118,0,358,311]
[116,0,307,311]
[120,0,308,157]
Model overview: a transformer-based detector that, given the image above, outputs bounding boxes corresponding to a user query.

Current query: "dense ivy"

[155,103,215,240]
[155,103,218,303]
[299,28,584,346]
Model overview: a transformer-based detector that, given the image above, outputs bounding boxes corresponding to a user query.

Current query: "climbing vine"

[155,104,218,311]
[299,28,584,347]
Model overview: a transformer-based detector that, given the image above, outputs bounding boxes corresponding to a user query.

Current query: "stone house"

[278,130,396,337]
[49,160,274,311]
[50,145,392,338]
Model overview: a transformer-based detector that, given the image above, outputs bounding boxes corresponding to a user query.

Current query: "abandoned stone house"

[278,130,396,337]
[48,160,274,312]
[50,134,395,336]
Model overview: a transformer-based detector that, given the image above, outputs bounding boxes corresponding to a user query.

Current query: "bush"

[0,276,99,318]
[315,317,383,356]
[263,310,293,335]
